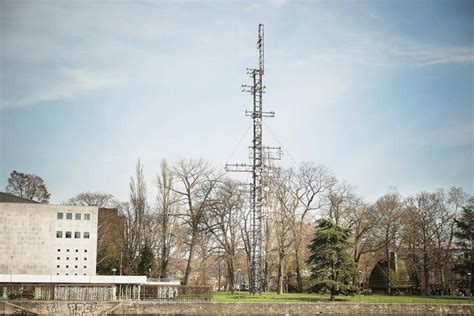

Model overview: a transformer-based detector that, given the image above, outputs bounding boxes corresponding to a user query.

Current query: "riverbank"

[1,301,473,315]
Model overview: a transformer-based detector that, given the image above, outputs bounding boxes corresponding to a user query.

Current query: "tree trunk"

[423,265,430,295]
[184,231,197,285]
[387,248,391,294]
[277,253,284,294]
[159,240,169,278]
[263,257,268,292]
[295,247,304,292]
[247,257,252,291]
[330,286,336,301]
[159,222,169,278]
[227,258,235,293]
[218,263,221,291]
[159,258,168,278]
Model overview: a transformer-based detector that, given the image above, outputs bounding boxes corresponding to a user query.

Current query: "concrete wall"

[0,301,473,315]
[0,203,98,276]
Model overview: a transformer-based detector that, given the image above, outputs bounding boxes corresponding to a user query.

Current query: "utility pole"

[226,24,280,294]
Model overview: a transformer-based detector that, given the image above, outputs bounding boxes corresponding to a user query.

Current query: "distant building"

[0,195,98,276]
[0,193,185,302]
[96,207,123,275]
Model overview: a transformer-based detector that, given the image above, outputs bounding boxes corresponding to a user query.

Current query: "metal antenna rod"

[226,24,281,294]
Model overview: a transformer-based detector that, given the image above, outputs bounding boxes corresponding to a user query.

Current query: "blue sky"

[0,0,472,204]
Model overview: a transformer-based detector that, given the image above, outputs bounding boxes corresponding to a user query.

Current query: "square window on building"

[57,265,60,268]
[66,257,69,260]
[75,249,78,252]
[83,232,90,239]
[84,266,87,268]
[57,273,59,275]
[66,213,73,220]
[57,212,63,220]
[75,265,78,268]
[75,213,81,220]
[84,250,88,253]
[57,257,60,260]
[56,231,63,238]
[67,249,70,252]
[58,249,60,252]
[66,265,69,268]
[84,273,86,275]
[84,258,87,260]
[66,273,69,275]
[75,257,78,260]
[74,232,81,238]
[66,231,72,238]
[84,213,90,220]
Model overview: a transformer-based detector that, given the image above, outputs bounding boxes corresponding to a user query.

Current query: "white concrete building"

[0,202,98,276]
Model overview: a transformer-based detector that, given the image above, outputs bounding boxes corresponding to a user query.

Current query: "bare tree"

[276,163,335,292]
[403,191,443,294]
[6,170,51,203]
[441,187,470,288]
[403,189,469,293]
[119,159,148,275]
[117,202,138,274]
[130,159,147,239]
[430,189,456,290]
[345,202,380,284]
[326,184,380,284]
[272,187,294,294]
[239,204,252,284]
[371,191,404,294]
[327,181,357,227]
[204,178,245,292]
[195,231,216,285]
[154,159,179,278]
[66,191,115,207]
[172,158,222,285]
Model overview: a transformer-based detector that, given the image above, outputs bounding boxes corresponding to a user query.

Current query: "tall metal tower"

[226,24,280,294]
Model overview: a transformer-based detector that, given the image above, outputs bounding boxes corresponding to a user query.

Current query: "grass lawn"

[213,291,474,304]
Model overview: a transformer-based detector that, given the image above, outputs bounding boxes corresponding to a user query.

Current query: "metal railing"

[140,285,213,302]
[1,284,115,301]
[1,284,213,302]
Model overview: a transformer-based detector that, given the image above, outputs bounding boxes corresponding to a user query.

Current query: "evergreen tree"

[307,218,356,300]
[137,240,155,277]
[454,206,473,292]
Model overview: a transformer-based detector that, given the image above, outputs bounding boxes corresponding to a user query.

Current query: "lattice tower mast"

[226,24,280,294]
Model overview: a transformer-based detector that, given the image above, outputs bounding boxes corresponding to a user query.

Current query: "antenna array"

[226,24,281,294]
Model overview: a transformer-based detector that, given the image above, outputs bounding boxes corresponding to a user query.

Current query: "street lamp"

[358,271,363,303]
[112,268,117,276]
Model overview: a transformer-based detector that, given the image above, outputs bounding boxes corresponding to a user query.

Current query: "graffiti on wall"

[41,302,99,315]
[44,302,62,313]
[67,303,98,315]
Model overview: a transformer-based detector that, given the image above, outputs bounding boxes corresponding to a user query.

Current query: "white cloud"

[419,54,474,66]
[268,0,287,8]
[1,68,125,109]
[303,31,474,68]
